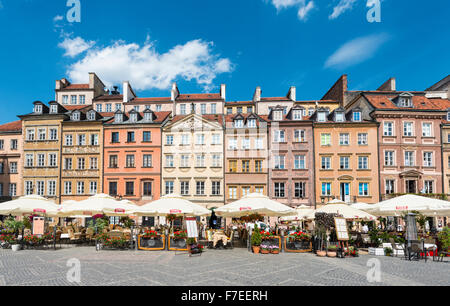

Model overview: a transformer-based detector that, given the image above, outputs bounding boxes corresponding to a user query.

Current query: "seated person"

[212,230,229,248]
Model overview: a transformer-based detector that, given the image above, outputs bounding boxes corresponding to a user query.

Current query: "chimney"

[377,77,396,91]
[89,72,95,89]
[123,81,136,102]
[220,84,226,100]
[171,82,180,102]
[253,86,261,102]
[288,86,296,101]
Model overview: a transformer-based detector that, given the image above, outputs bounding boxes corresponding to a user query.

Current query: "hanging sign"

[170,209,182,214]
[33,209,46,214]
[240,207,251,211]
[114,209,125,213]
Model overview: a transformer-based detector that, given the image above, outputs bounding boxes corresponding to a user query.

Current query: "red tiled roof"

[171,114,224,124]
[62,84,90,90]
[225,101,255,106]
[261,97,291,101]
[94,95,123,101]
[0,120,22,132]
[104,111,171,124]
[364,94,450,111]
[64,105,92,111]
[130,97,172,103]
[176,93,222,101]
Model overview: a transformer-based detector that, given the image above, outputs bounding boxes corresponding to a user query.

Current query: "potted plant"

[251,224,262,254]
[11,238,20,252]
[327,245,338,257]
[271,245,280,254]
[187,238,203,254]
[260,243,270,254]
[384,247,393,256]
[314,212,336,257]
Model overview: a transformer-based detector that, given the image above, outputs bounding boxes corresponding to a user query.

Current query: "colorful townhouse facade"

[224,113,269,203]
[267,105,315,207]
[0,121,23,202]
[60,106,106,202]
[161,113,225,209]
[103,109,171,205]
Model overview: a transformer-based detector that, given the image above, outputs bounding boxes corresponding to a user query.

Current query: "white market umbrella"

[350,202,374,211]
[0,195,59,216]
[133,194,210,217]
[306,200,376,221]
[215,193,296,218]
[280,205,315,222]
[368,194,450,217]
[60,194,138,217]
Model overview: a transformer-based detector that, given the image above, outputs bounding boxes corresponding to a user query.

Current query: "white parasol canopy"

[0,195,59,216]
[306,200,376,220]
[280,205,315,221]
[133,194,210,217]
[368,194,450,217]
[59,194,138,217]
[350,202,375,211]
[215,193,296,218]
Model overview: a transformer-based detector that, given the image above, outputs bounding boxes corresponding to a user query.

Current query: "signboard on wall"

[334,217,349,241]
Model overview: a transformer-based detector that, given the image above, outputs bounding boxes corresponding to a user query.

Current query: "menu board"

[334,217,349,241]
[33,217,45,236]
[185,217,198,238]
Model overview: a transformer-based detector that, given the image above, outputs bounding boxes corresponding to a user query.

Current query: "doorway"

[406,180,416,194]
[340,183,350,203]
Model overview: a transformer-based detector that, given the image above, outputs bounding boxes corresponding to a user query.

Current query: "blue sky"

[0,0,449,123]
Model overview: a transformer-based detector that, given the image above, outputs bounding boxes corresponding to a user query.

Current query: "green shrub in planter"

[251,225,262,247]
[438,227,450,251]
[384,247,393,256]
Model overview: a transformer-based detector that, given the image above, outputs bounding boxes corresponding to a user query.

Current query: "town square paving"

[0,247,448,286]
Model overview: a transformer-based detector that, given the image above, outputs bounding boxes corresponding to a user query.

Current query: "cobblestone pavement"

[0,247,448,286]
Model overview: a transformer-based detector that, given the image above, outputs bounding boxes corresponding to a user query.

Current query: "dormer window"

[399,97,412,107]
[234,119,243,128]
[248,119,256,128]
[34,104,42,114]
[335,112,345,122]
[144,111,153,122]
[292,110,302,120]
[71,112,80,121]
[115,113,123,123]
[87,111,96,121]
[273,111,283,121]
[352,111,361,122]
[130,112,138,123]
[317,111,326,122]
[50,104,58,114]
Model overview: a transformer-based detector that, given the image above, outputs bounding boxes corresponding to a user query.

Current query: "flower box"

[368,247,385,256]
[168,237,189,251]
[284,236,312,253]
[138,235,166,251]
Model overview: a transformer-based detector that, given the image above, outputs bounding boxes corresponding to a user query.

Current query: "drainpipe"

[312,122,317,209]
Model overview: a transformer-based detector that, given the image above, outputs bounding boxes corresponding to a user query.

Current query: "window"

[180,181,190,195]
[358,156,369,170]
[358,133,368,145]
[339,133,350,145]
[424,181,433,194]
[143,182,152,196]
[201,104,206,115]
[399,97,412,107]
[134,106,139,112]
[256,186,264,195]
[111,132,119,143]
[196,181,205,195]
[196,134,205,145]
[77,182,84,195]
[90,134,99,146]
[385,180,395,195]
[274,155,285,170]
[37,154,45,167]
[166,135,174,145]
[359,183,369,196]
[165,155,174,167]
[109,182,118,196]
[212,134,220,145]
[115,104,121,111]
[340,156,350,169]
[321,183,331,196]
[71,112,80,121]
[125,182,134,195]
[321,133,331,146]
[25,181,33,195]
[130,113,138,123]
[422,123,432,137]
[78,158,85,170]
[34,104,42,113]
[79,95,85,104]
[9,162,17,174]
[212,154,221,167]
[180,104,186,115]
[126,155,135,168]
[294,182,306,198]
[78,134,86,146]
[237,107,243,114]
[227,108,233,115]
[50,128,58,140]
[229,160,237,172]
[10,139,18,150]
[65,182,74,195]
[321,156,331,170]
[403,122,413,136]
[211,104,217,114]
[38,129,46,140]
[36,181,45,196]
[26,129,35,141]
[242,186,251,197]
[127,132,135,143]
[106,104,112,112]
[47,181,56,196]
[180,155,190,168]
[143,155,152,168]
[293,110,302,120]
[294,130,305,142]
[294,155,306,169]
[49,153,57,167]
[247,119,256,128]
[383,122,394,136]
[25,154,34,167]
[212,181,220,195]
[317,112,326,122]
[196,154,205,167]
[242,138,250,150]
[9,183,16,197]
[274,182,285,198]
[114,113,123,123]
[71,95,77,104]
[144,111,152,121]
[143,131,152,142]
[228,138,237,150]
[404,151,414,166]
[352,112,361,122]
[90,157,98,170]
[0,163,3,174]
[255,160,263,173]
[228,187,237,199]
[273,111,283,121]
[156,105,162,112]
[335,112,345,122]
[273,130,285,142]
[234,120,243,128]
[62,95,68,104]
[255,138,263,149]
[64,158,72,170]
[385,151,395,166]
[242,160,250,172]
[96,104,103,112]
[109,155,118,168]
[247,106,253,113]
[89,181,97,195]
[423,152,433,167]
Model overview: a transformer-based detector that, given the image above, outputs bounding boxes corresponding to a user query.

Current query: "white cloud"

[58,36,96,58]
[329,0,357,19]
[324,33,390,69]
[64,38,233,91]
[269,0,315,21]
